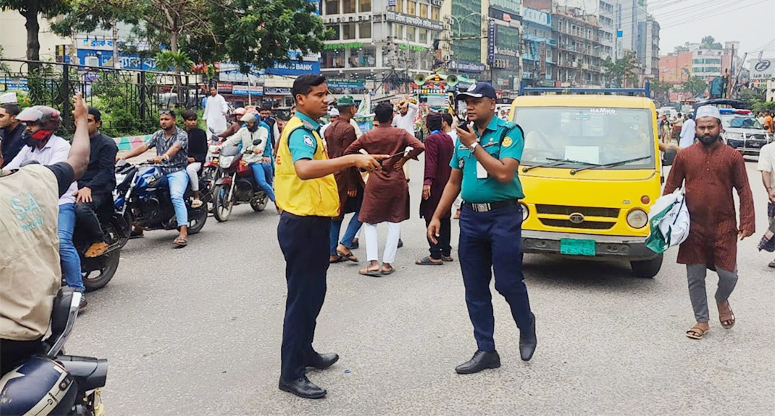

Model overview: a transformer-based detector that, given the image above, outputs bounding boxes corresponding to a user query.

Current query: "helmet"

[0,356,77,416]
[240,112,259,123]
[234,107,247,116]
[17,106,62,141]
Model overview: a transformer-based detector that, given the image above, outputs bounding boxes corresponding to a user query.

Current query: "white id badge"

[476,161,488,179]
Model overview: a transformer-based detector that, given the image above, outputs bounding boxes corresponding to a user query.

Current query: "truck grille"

[538,218,616,230]
[535,204,620,218]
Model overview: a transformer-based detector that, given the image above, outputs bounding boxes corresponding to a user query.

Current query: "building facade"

[596,0,615,61]
[522,6,555,87]
[643,17,660,80]
[553,6,604,87]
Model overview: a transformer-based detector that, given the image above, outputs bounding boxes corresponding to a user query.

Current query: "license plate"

[560,238,596,256]
[749,142,763,148]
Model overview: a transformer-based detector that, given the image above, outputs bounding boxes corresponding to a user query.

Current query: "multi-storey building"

[596,0,615,61]
[320,0,444,94]
[618,0,647,60]
[522,6,555,87]
[643,17,660,80]
[552,6,604,87]
[488,0,523,93]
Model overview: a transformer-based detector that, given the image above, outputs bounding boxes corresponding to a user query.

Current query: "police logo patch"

[503,137,513,147]
[458,159,465,169]
[303,135,314,147]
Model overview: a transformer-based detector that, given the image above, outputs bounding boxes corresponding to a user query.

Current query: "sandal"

[330,255,346,264]
[381,265,396,275]
[441,255,454,262]
[718,301,735,329]
[130,229,144,239]
[337,251,359,262]
[359,267,382,277]
[191,199,203,209]
[84,241,109,258]
[416,256,443,265]
[685,323,709,340]
[173,236,188,248]
[769,260,775,269]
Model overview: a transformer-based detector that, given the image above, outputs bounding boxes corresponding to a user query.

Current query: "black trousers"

[75,191,112,243]
[277,212,331,381]
[425,217,451,259]
[0,338,45,375]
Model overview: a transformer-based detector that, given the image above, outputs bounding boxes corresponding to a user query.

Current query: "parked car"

[720,109,773,156]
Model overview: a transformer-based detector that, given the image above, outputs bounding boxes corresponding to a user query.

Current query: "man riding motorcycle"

[219,112,276,207]
[74,107,118,258]
[2,104,87,299]
[217,107,247,141]
[0,94,91,375]
[118,109,191,248]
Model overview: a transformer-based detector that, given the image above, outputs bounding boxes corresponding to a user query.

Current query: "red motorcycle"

[212,139,269,222]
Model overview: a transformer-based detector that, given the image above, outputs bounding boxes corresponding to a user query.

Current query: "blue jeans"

[459,204,532,352]
[165,170,189,227]
[58,204,84,291]
[330,211,362,255]
[251,162,275,202]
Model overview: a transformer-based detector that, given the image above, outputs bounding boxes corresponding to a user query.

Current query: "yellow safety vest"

[275,116,340,217]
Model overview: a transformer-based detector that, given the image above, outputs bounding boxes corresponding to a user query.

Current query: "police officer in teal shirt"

[428,82,537,374]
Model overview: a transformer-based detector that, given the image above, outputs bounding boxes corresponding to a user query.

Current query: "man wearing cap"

[259,102,281,151]
[319,107,339,137]
[664,105,755,340]
[0,93,26,167]
[427,82,537,373]
[219,111,276,208]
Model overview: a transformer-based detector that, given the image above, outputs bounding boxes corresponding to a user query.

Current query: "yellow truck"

[511,90,664,278]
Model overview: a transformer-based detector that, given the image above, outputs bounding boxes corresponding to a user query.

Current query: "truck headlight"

[626,209,648,229]
[520,203,529,221]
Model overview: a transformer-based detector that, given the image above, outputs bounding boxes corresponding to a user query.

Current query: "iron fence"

[0,59,207,137]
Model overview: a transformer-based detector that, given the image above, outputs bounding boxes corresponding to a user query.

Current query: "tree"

[681,76,708,97]
[603,51,640,88]
[650,78,670,104]
[700,36,722,50]
[0,0,70,65]
[216,0,333,74]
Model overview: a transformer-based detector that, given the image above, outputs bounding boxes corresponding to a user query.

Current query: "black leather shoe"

[519,313,537,362]
[455,350,501,374]
[278,376,327,399]
[305,353,339,370]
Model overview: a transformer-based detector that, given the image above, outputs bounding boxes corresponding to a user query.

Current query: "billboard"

[750,59,775,80]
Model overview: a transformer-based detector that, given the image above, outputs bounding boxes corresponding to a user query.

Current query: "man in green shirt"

[428,82,537,374]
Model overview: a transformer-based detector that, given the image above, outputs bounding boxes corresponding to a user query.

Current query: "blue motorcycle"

[114,160,208,237]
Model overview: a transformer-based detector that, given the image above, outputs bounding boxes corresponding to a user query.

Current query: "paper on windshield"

[565,146,600,165]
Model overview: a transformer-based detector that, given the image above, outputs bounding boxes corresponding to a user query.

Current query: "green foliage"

[602,51,640,87]
[155,51,194,73]
[0,0,71,60]
[700,36,723,50]
[681,76,708,97]
[90,73,157,136]
[50,0,140,37]
[738,87,775,113]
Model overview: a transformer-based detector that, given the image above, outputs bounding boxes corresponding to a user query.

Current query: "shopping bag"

[645,189,690,253]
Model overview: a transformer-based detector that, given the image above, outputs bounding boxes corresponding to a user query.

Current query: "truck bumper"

[521,230,658,261]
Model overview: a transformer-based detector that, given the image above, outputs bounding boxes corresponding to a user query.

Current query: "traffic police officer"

[274,74,385,399]
[428,82,537,374]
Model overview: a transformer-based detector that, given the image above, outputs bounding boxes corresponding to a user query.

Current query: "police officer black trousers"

[459,203,533,352]
[277,212,331,381]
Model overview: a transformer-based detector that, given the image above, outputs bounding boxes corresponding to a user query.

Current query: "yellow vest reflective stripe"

[275,116,340,217]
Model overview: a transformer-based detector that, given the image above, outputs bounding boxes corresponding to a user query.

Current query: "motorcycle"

[212,139,269,222]
[74,199,130,292]
[113,160,208,235]
[0,288,108,415]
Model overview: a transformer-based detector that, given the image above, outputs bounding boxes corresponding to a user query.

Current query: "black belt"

[462,200,519,213]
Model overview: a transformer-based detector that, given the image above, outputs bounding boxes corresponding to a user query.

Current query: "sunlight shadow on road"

[522,254,655,291]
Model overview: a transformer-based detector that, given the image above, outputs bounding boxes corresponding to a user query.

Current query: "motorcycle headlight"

[519,203,529,221]
[219,156,234,168]
[626,209,648,229]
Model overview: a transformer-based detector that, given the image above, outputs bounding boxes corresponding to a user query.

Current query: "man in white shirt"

[320,107,339,137]
[757,141,775,267]
[679,114,696,148]
[391,99,418,136]
[4,106,85,298]
[202,86,229,134]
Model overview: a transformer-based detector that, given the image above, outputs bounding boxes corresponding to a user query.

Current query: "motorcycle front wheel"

[82,249,120,292]
[213,184,233,222]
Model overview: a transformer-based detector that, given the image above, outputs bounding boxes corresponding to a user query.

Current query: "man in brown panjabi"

[325,96,363,263]
[345,102,424,276]
[663,105,755,340]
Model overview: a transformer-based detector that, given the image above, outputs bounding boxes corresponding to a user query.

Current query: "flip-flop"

[381,266,396,275]
[337,251,359,262]
[416,256,443,265]
[359,268,382,277]
[685,324,709,340]
[718,302,736,329]
[129,230,144,239]
[191,199,203,208]
[173,236,188,248]
[441,256,454,262]
[330,255,346,264]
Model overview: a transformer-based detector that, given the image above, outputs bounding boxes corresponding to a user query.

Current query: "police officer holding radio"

[427,82,537,374]
[274,74,387,399]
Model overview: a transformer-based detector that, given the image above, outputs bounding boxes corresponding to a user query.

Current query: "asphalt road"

[69,157,775,415]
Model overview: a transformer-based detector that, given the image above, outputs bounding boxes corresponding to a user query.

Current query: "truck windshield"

[721,115,764,130]
[513,107,656,169]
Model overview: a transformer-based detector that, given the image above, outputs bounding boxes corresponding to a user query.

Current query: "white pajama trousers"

[363,222,401,263]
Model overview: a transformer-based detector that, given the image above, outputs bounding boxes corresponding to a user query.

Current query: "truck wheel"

[631,254,663,278]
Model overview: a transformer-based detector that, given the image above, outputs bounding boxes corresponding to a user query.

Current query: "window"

[325,0,338,14]
[407,27,416,42]
[331,24,341,40]
[343,0,356,13]
[394,24,404,39]
[321,50,345,68]
[359,22,371,39]
[418,28,427,44]
[351,46,377,68]
[431,6,440,20]
[359,0,371,12]
[407,1,416,15]
[395,0,403,13]
[343,23,356,40]
[420,3,428,17]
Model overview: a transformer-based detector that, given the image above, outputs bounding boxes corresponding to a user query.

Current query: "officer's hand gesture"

[72,92,88,122]
[456,124,477,147]
[351,154,387,172]
[427,217,441,244]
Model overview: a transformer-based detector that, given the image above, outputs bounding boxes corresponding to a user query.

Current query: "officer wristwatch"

[467,142,479,153]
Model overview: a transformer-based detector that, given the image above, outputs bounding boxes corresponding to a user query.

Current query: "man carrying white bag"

[645,188,690,254]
